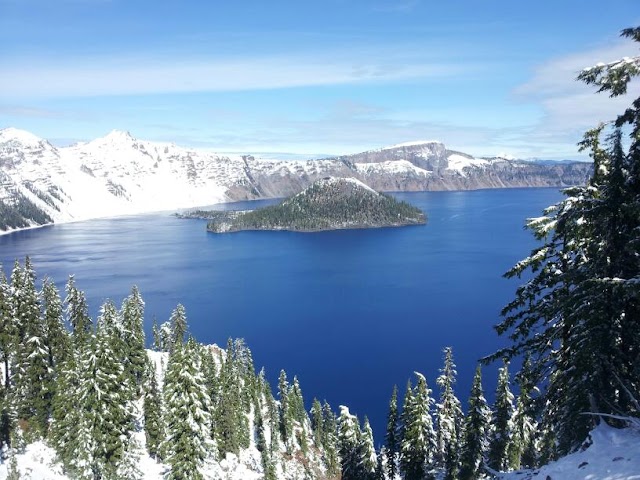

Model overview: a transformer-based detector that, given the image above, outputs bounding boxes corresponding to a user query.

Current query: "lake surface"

[0,187,563,444]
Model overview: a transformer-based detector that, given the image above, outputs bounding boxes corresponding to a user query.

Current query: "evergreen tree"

[360,416,378,480]
[70,308,138,479]
[120,286,146,391]
[214,340,242,456]
[488,361,515,472]
[311,397,324,446]
[0,270,15,450]
[163,338,212,480]
[169,304,187,351]
[143,359,164,460]
[490,27,640,456]
[64,275,91,347]
[459,366,491,480]
[509,355,538,469]
[12,259,50,438]
[435,347,463,477]
[41,278,69,371]
[385,385,400,480]
[337,405,362,480]
[400,372,437,480]
[321,400,340,477]
[277,369,292,450]
[256,407,277,480]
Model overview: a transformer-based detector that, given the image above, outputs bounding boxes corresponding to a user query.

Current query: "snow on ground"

[499,423,640,480]
[354,159,430,176]
[382,140,443,149]
[446,153,489,173]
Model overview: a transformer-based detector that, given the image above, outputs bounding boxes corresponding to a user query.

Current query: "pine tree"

[436,347,463,477]
[400,372,437,480]
[488,361,515,472]
[459,366,491,480]
[41,278,69,371]
[163,338,212,480]
[311,397,324,446]
[490,27,640,457]
[509,355,538,469]
[69,308,138,479]
[277,369,292,451]
[143,359,164,460]
[64,275,91,347]
[169,304,187,351]
[0,269,15,450]
[11,259,50,438]
[338,405,362,480]
[322,400,340,477]
[120,285,146,392]
[385,385,400,480]
[360,416,378,480]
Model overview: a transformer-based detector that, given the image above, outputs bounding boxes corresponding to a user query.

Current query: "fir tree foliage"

[400,372,437,480]
[163,338,213,480]
[459,366,491,480]
[489,26,640,457]
[435,347,463,478]
[385,385,400,480]
[487,360,515,472]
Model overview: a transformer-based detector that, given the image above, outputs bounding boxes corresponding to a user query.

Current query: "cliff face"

[0,128,592,231]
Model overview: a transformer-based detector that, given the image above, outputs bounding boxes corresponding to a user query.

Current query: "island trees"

[489,26,640,456]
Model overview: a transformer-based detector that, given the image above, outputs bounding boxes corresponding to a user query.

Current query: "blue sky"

[1,0,638,159]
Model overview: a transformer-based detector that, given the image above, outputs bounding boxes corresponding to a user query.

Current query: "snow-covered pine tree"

[487,360,515,472]
[143,358,164,460]
[213,339,242,456]
[489,26,640,457]
[337,405,362,480]
[508,355,538,469]
[120,285,146,392]
[277,369,292,451]
[321,400,340,477]
[169,304,187,351]
[41,278,69,373]
[459,365,491,480]
[400,372,437,480]
[385,384,400,480]
[0,270,15,450]
[69,302,138,479]
[311,397,324,446]
[64,275,91,347]
[163,337,213,480]
[289,375,310,454]
[435,346,463,478]
[11,258,51,438]
[360,416,378,480]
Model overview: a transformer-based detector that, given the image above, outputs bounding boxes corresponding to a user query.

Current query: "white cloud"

[0,49,471,100]
[513,38,640,137]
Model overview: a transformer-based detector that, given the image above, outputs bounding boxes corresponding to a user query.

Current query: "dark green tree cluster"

[207,177,426,233]
[0,260,340,479]
[488,25,640,460]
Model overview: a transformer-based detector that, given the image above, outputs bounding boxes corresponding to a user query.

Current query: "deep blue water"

[0,188,562,445]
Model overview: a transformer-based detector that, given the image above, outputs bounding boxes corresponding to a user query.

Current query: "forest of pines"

[2,25,640,480]
[0,258,544,479]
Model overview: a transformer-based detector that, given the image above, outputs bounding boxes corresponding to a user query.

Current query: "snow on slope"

[447,153,489,173]
[499,423,640,480]
[354,159,431,176]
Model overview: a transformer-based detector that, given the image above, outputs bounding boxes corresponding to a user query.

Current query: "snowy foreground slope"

[0,349,325,480]
[499,423,640,480]
[0,127,591,233]
[2,421,639,480]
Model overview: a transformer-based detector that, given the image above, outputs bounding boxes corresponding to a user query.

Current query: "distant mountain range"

[0,128,592,233]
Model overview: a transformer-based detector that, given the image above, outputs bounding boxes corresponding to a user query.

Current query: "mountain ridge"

[0,127,592,233]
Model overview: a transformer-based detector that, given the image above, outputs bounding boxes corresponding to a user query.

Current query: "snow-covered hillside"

[0,128,592,233]
[499,423,640,480]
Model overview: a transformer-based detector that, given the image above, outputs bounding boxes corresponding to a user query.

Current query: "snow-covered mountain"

[0,128,592,233]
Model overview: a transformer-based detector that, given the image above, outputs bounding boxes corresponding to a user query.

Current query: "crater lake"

[0,187,563,443]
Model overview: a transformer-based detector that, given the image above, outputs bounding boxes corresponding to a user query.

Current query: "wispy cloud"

[0,47,474,100]
[513,39,640,134]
